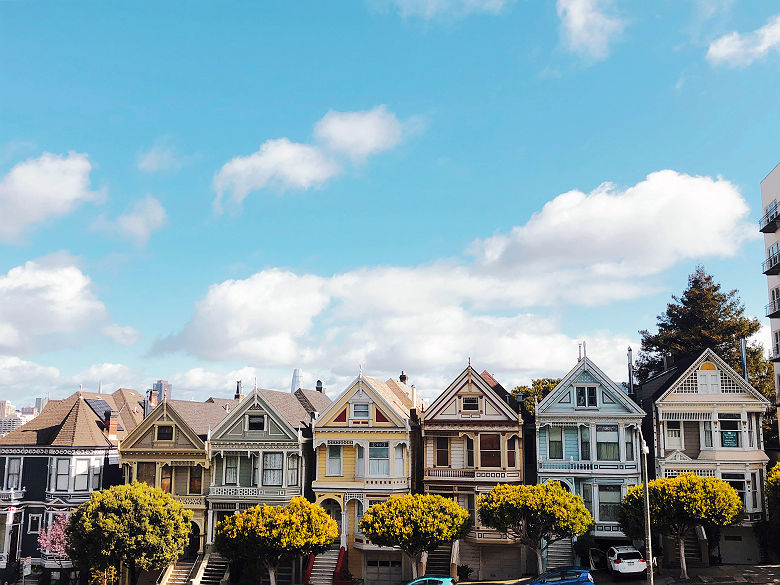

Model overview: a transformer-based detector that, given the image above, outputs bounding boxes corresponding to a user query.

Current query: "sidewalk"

[593,565,780,585]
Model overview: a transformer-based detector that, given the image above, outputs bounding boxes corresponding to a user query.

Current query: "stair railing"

[333,547,350,585]
[190,553,210,585]
[303,554,315,585]
[184,556,201,585]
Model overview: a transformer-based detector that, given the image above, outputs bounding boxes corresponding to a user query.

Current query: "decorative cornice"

[0,447,116,456]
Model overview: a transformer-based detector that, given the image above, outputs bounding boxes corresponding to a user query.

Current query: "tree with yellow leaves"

[359,494,470,578]
[619,473,742,580]
[478,481,592,575]
[214,497,337,585]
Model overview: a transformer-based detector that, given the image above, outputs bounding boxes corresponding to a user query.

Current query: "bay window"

[582,484,593,515]
[74,459,90,491]
[6,458,21,490]
[251,455,260,486]
[263,453,283,486]
[287,455,299,486]
[356,445,364,477]
[719,414,741,447]
[665,421,682,450]
[394,445,404,475]
[580,426,591,460]
[480,434,501,467]
[369,442,390,476]
[596,425,619,461]
[625,431,634,461]
[703,421,713,447]
[55,458,70,491]
[598,485,621,522]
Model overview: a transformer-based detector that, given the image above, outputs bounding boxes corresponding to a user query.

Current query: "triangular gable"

[538,357,645,417]
[658,348,771,405]
[119,401,204,451]
[210,390,299,442]
[315,376,407,429]
[425,366,519,422]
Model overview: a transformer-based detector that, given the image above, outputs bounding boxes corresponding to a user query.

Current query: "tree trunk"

[411,554,420,579]
[678,536,689,580]
[535,547,543,575]
[128,562,139,585]
[267,565,277,585]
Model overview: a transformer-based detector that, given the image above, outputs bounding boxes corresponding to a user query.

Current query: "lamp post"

[638,428,654,585]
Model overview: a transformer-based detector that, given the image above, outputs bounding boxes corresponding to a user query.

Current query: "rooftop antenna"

[254,376,258,391]
[578,343,582,361]
[627,346,635,397]
[582,340,587,358]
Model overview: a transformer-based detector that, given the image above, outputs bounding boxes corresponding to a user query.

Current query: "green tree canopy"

[359,494,469,578]
[635,267,777,445]
[66,482,192,585]
[478,481,592,574]
[619,473,742,580]
[511,378,561,415]
[215,496,338,585]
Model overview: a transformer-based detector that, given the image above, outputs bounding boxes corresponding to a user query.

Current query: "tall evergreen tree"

[636,266,777,445]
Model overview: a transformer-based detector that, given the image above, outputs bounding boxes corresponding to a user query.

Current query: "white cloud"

[377,0,509,19]
[102,324,141,346]
[556,0,624,61]
[314,106,403,160]
[470,170,754,275]
[137,140,188,173]
[93,196,167,247]
[0,256,138,352]
[159,169,753,392]
[0,152,100,242]
[214,139,340,209]
[707,13,780,67]
[213,106,410,211]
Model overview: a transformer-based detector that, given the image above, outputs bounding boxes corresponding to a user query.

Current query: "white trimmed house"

[536,355,644,564]
[636,348,772,565]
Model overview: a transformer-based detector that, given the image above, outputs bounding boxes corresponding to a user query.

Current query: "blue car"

[407,576,456,585]
[528,567,594,585]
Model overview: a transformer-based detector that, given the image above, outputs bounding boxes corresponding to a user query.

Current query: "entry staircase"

[165,559,196,585]
[546,537,574,569]
[199,554,229,585]
[309,545,340,585]
[425,542,452,576]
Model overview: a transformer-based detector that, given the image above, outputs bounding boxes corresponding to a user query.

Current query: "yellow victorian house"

[311,372,422,585]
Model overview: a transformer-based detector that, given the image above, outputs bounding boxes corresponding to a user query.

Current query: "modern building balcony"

[537,460,638,473]
[760,202,780,233]
[763,254,780,275]
[0,487,25,501]
[767,299,780,318]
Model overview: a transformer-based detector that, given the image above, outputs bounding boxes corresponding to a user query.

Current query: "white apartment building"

[760,162,780,441]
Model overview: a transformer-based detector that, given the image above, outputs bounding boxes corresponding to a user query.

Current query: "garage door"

[364,552,403,585]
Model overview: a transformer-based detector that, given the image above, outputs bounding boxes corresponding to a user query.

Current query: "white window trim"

[223,454,239,485]
[460,395,480,413]
[351,403,370,419]
[575,385,598,408]
[154,422,176,442]
[27,513,42,534]
[664,421,684,451]
[245,413,267,432]
[53,457,71,492]
[5,456,23,491]
[73,458,91,492]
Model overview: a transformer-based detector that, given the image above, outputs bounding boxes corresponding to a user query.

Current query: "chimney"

[104,410,118,440]
[411,384,417,408]
[399,371,408,384]
[627,346,635,398]
[235,380,244,401]
[740,338,749,381]
[316,380,324,393]
[578,343,582,361]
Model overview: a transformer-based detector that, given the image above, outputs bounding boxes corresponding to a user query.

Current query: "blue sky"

[1,0,779,406]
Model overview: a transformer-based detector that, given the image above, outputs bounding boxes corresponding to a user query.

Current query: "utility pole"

[639,428,654,585]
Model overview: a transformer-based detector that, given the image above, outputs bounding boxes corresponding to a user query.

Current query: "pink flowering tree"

[38,515,69,569]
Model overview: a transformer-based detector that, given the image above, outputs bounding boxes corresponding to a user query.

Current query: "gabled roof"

[537,356,645,417]
[425,366,520,421]
[166,399,237,438]
[120,399,215,451]
[315,374,416,428]
[644,348,771,406]
[0,388,144,448]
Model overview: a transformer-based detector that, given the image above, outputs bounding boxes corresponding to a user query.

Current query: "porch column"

[206,510,214,544]
[340,510,348,548]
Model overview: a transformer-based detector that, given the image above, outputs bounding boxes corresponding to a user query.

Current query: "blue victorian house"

[535,352,645,567]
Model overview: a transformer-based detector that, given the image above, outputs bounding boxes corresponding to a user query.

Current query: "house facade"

[0,389,144,579]
[636,348,772,565]
[421,366,526,580]
[536,356,644,555]
[206,387,330,544]
[118,397,236,557]
[312,373,421,585]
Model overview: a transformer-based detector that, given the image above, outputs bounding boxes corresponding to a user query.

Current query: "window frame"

[189,465,203,494]
[369,442,390,476]
[435,437,449,467]
[6,457,22,490]
[27,513,42,534]
[160,464,172,493]
[287,454,299,486]
[326,445,342,476]
[73,458,90,492]
[55,458,70,491]
[718,414,741,448]
[352,403,370,419]
[479,433,502,468]
[665,420,683,450]
[136,461,156,486]
[596,424,620,461]
[224,455,239,485]
[247,414,265,432]
[548,426,563,460]
[461,396,479,412]
[262,452,284,486]
[597,485,622,523]
[575,386,597,408]
[156,424,174,442]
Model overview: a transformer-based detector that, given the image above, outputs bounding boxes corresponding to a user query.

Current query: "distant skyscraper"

[35,397,48,413]
[291,369,303,393]
[152,380,172,402]
[0,401,13,418]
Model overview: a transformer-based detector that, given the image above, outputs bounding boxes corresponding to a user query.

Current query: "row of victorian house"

[0,348,772,585]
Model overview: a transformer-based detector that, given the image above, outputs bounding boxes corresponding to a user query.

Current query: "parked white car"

[607,546,647,578]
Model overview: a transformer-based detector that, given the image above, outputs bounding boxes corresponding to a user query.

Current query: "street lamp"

[638,427,654,585]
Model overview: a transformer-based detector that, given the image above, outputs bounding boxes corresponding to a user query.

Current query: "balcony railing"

[767,299,780,318]
[174,494,206,507]
[764,254,780,275]
[0,487,25,501]
[760,201,780,233]
[208,485,301,498]
[426,468,476,479]
[538,460,638,472]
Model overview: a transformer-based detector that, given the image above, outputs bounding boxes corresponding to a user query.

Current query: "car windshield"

[618,552,642,560]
